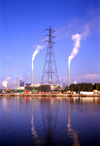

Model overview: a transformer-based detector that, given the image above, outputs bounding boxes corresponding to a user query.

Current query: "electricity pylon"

[41,26,59,84]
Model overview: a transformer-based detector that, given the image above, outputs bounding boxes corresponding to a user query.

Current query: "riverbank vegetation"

[65,83,100,92]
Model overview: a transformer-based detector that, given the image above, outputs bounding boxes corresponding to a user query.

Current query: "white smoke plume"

[2,80,8,88]
[32,45,45,61]
[73,80,76,84]
[68,25,90,66]
[2,77,11,88]
[68,34,81,66]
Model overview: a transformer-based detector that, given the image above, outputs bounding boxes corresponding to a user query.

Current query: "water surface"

[0,96,100,146]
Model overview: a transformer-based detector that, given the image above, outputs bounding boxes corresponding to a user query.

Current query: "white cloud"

[6,77,11,80]
[76,74,100,83]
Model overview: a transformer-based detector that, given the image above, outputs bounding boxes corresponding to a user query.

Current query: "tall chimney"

[20,79,21,86]
[68,65,70,87]
[16,75,18,89]
[32,60,33,85]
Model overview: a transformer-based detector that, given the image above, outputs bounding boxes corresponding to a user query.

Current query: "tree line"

[64,83,100,92]
[29,85,51,91]
[28,83,100,92]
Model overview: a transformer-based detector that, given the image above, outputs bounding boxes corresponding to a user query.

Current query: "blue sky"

[0,0,100,88]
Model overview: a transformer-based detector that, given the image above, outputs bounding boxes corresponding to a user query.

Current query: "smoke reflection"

[31,97,42,145]
[0,96,99,145]
[67,98,80,146]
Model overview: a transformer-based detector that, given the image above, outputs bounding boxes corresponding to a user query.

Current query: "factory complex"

[1,26,100,96]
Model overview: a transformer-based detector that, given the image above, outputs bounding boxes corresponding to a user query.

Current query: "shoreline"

[0,93,100,97]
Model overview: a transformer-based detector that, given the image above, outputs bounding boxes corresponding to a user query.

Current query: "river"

[0,96,100,146]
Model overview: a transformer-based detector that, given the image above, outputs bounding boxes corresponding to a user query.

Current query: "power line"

[54,1,100,31]
[1,8,99,67]
[58,52,99,65]
[56,11,100,38]
[59,57,99,68]
[0,0,92,64]
[52,0,89,27]
[0,1,99,72]
[0,22,99,69]
[0,31,44,64]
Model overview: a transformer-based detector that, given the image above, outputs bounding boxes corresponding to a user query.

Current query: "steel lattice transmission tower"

[41,26,59,84]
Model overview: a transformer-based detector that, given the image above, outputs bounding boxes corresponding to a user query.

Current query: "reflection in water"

[31,98,37,137]
[41,97,59,145]
[2,97,11,112]
[0,96,100,146]
[67,98,80,146]
[2,98,8,111]
[31,98,42,145]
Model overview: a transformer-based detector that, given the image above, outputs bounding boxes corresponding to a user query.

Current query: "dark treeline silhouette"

[29,83,100,92]
[29,85,51,91]
[29,85,62,92]
[64,83,100,92]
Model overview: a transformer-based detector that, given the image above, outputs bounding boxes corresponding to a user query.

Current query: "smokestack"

[20,79,21,86]
[16,75,18,89]
[68,33,81,87]
[32,60,33,85]
[68,65,70,87]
